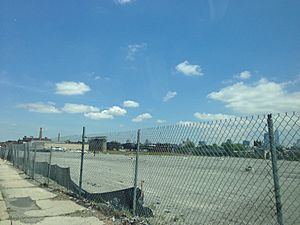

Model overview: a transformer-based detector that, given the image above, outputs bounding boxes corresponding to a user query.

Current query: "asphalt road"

[37,151,300,225]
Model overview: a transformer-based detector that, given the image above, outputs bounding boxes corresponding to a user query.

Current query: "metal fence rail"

[0,112,299,225]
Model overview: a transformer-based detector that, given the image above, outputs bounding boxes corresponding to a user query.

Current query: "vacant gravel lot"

[36,151,300,225]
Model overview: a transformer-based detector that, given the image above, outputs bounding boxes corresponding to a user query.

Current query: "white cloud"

[102,106,127,116]
[237,71,251,80]
[163,91,177,102]
[116,0,133,4]
[223,70,251,85]
[62,103,99,114]
[55,81,91,95]
[126,43,147,61]
[94,75,110,81]
[194,112,236,121]
[177,121,194,125]
[84,112,113,120]
[208,78,300,114]
[222,79,234,85]
[175,60,203,76]
[84,106,126,120]
[132,113,152,122]
[156,119,167,124]
[17,102,61,114]
[123,100,139,108]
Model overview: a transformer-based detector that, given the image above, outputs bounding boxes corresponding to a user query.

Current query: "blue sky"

[0,0,300,140]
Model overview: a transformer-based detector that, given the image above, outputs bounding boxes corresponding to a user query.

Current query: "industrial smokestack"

[39,127,43,141]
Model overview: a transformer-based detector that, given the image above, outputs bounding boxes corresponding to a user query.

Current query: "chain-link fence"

[0,112,299,225]
[139,115,273,224]
[83,131,136,193]
[33,142,51,184]
[273,113,300,225]
[0,141,51,184]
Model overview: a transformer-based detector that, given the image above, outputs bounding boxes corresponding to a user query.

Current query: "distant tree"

[144,139,151,145]
[107,141,122,151]
[122,141,136,150]
[221,142,245,153]
[276,146,284,152]
[182,138,195,148]
[212,143,219,149]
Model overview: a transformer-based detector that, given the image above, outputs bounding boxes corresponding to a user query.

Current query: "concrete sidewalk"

[0,159,106,225]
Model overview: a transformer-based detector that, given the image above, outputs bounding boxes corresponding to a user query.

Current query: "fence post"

[15,146,17,167]
[6,145,9,160]
[32,144,37,179]
[79,126,86,192]
[47,148,53,185]
[133,129,141,216]
[267,114,284,225]
[26,143,30,175]
[16,147,19,168]
[12,145,16,167]
[23,144,26,172]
